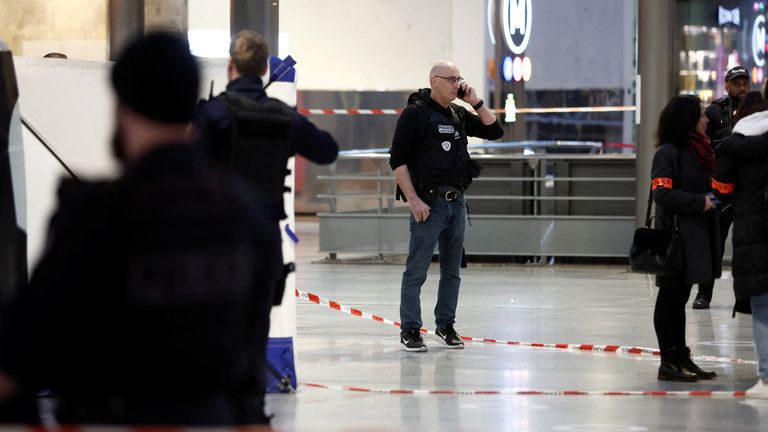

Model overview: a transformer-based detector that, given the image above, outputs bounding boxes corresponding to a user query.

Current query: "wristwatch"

[472,99,484,110]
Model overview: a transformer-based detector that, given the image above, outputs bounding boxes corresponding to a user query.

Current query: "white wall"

[14,57,117,269]
[189,0,229,30]
[280,0,487,96]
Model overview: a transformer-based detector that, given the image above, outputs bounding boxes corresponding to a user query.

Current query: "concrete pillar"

[231,0,279,55]
[145,0,188,32]
[109,0,189,60]
[109,0,144,60]
[635,1,676,226]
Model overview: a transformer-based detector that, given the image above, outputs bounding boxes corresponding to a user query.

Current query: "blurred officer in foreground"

[0,31,280,426]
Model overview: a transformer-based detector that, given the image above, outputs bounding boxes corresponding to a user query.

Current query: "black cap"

[111,31,199,123]
[725,66,750,82]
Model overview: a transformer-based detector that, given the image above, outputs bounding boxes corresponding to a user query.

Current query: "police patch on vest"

[442,141,451,151]
[438,125,455,134]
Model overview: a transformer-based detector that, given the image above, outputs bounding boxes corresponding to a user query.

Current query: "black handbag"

[629,185,683,275]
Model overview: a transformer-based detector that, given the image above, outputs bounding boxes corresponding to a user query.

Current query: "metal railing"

[317,148,636,258]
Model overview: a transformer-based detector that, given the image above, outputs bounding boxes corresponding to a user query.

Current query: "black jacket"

[705,96,737,146]
[389,89,503,188]
[0,144,282,424]
[194,75,338,164]
[651,143,721,286]
[712,132,768,301]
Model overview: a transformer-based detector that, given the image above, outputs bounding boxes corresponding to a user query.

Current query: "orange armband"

[652,177,673,190]
[711,179,735,194]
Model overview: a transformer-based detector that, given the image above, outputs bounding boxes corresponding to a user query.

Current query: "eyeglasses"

[435,75,464,85]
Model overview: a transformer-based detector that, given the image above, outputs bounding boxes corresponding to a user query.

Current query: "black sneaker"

[692,294,710,309]
[400,329,427,352]
[434,325,465,349]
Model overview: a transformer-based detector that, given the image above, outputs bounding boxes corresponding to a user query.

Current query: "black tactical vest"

[410,101,471,189]
[220,92,294,219]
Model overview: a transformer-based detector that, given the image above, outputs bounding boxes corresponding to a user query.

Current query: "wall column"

[636,1,676,225]
[231,0,279,53]
[109,0,189,60]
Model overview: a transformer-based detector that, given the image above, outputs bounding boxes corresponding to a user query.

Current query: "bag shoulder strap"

[647,144,682,229]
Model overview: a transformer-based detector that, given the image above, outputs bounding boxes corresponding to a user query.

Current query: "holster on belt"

[415,183,438,206]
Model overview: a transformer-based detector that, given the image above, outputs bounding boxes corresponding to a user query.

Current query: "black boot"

[677,346,717,379]
[692,293,710,309]
[658,347,698,382]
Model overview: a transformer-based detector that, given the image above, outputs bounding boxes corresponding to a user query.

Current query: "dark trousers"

[56,393,268,426]
[400,195,466,333]
[697,212,733,301]
[654,283,693,349]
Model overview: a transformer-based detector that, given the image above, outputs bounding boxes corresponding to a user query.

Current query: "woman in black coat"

[650,95,721,382]
[711,91,768,398]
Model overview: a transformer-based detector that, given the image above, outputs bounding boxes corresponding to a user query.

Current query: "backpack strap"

[448,103,467,135]
[413,99,432,143]
[395,99,431,203]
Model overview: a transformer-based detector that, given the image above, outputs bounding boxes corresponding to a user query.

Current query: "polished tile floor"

[266,218,767,431]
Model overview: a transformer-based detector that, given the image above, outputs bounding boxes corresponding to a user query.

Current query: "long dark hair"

[655,94,702,148]
[734,91,768,124]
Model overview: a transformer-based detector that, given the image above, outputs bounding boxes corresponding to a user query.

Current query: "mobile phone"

[706,192,720,206]
[457,86,465,98]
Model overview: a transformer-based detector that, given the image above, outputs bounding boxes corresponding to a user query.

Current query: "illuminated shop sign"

[502,0,532,54]
[490,0,533,83]
[753,14,765,66]
[718,6,741,26]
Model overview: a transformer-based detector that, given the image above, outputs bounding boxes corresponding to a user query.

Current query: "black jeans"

[654,283,694,350]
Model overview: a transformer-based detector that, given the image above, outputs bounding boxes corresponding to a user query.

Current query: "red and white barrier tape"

[297,106,637,115]
[295,288,756,365]
[301,382,745,398]
[298,108,403,115]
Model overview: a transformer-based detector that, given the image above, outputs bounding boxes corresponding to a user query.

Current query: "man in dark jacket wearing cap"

[706,66,750,145]
[0,31,281,425]
[693,66,751,309]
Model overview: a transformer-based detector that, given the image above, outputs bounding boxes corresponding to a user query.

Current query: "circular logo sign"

[502,0,533,54]
[753,15,766,67]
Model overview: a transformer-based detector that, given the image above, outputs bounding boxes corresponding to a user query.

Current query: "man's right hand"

[409,197,431,222]
[704,194,716,212]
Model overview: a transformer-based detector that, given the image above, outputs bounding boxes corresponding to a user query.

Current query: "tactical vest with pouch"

[220,92,294,219]
[219,91,296,306]
[395,88,481,202]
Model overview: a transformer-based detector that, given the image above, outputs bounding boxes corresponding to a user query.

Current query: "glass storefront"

[487,0,637,153]
[677,0,767,101]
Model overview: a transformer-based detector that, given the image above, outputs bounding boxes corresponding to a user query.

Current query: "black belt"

[438,186,462,202]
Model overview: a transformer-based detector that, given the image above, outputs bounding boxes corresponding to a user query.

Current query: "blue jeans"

[400,195,466,334]
[751,293,768,380]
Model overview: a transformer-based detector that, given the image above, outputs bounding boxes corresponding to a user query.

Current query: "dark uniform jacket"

[705,96,737,146]
[194,75,338,222]
[711,125,768,301]
[389,89,503,190]
[0,144,282,424]
[194,75,338,165]
[651,143,721,286]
